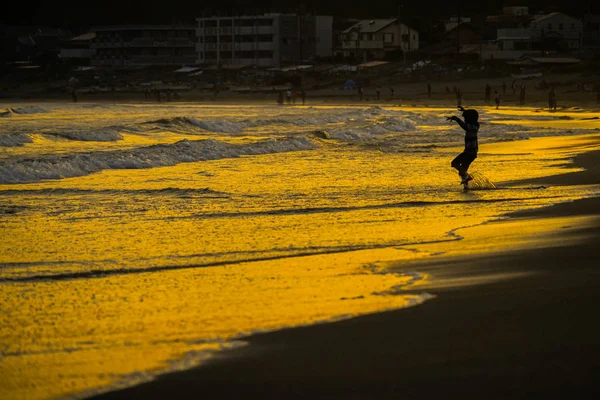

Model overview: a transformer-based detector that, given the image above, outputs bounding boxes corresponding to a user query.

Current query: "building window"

[383,33,394,43]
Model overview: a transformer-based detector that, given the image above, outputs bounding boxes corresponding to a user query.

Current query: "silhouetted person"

[512,80,517,95]
[286,89,292,104]
[376,87,381,100]
[549,87,557,111]
[390,87,395,99]
[427,82,432,98]
[358,86,364,101]
[300,89,306,105]
[447,106,479,186]
[519,84,526,106]
[277,91,284,105]
[494,90,500,109]
[71,88,78,103]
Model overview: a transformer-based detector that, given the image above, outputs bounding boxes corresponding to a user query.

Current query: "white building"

[530,12,583,51]
[335,19,418,62]
[195,14,333,68]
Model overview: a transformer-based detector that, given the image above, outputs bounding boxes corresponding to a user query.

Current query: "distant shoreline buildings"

[1,6,599,71]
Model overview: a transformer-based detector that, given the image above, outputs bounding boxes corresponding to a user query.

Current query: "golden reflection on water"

[1,105,600,399]
[1,249,424,400]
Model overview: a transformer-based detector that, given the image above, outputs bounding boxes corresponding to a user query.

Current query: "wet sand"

[91,148,600,397]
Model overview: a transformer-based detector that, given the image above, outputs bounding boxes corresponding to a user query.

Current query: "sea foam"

[0,137,318,184]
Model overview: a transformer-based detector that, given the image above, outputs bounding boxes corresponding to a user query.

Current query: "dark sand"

[93,150,600,399]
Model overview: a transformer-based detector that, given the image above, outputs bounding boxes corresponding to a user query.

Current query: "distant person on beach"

[519,84,526,106]
[447,106,479,185]
[71,88,78,103]
[549,87,557,111]
[494,90,500,109]
[390,87,395,99]
[358,86,364,101]
[286,89,292,104]
[376,87,381,100]
[300,89,306,105]
[427,82,432,98]
[502,81,507,95]
[277,91,284,105]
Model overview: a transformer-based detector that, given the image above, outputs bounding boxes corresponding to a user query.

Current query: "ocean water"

[1,103,599,399]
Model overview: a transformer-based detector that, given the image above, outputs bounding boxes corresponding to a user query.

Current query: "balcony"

[126,38,195,47]
[234,42,274,51]
[233,26,274,35]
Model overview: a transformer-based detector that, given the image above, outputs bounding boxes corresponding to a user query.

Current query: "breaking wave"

[42,128,124,142]
[329,117,416,140]
[0,137,318,184]
[0,133,33,147]
[1,106,48,116]
[149,117,246,134]
[145,107,414,134]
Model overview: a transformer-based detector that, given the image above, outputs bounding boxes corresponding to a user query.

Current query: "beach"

[92,148,600,400]
[1,91,599,399]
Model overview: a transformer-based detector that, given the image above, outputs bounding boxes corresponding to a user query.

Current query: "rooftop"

[531,12,578,24]
[343,19,397,34]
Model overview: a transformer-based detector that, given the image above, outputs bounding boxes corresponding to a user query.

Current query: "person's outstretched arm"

[446,115,467,130]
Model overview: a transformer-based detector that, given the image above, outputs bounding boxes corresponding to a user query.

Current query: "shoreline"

[90,145,600,397]
[3,72,600,111]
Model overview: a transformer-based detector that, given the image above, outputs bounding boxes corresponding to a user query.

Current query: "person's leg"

[451,153,467,177]
[461,154,477,177]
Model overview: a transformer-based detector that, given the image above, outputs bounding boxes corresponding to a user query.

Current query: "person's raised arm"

[446,115,466,130]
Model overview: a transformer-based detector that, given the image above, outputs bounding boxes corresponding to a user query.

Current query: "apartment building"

[91,25,196,66]
[196,14,333,68]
